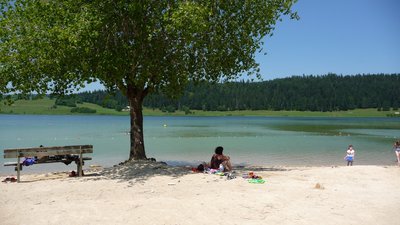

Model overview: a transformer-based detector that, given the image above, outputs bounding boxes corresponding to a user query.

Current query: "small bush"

[165,105,176,113]
[115,105,124,112]
[181,106,192,115]
[55,98,76,107]
[70,107,96,113]
[161,105,176,113]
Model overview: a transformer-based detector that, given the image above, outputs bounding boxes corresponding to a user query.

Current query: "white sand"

[1,162,399,225]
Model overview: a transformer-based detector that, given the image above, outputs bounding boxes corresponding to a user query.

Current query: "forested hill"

[76,74,399,112]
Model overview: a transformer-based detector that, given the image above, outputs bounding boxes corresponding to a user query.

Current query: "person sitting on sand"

[393,141,400,166]
[210,146,232,172]
[344,144,355,166]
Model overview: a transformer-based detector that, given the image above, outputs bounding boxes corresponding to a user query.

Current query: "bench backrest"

[4,145,93,158]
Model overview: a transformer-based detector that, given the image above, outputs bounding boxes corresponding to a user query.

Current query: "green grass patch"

[0,98,122,115]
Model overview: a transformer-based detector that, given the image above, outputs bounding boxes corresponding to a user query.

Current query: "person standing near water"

[344,145,355,166]
[393,141,400,166]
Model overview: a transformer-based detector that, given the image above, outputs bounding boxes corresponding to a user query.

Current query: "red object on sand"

[2,176,17,183]
[69,171,77,177]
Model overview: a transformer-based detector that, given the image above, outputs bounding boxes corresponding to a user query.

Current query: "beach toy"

[248,179,265,184]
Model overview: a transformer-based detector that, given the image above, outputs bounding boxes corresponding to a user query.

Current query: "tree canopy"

[1,0,298,160]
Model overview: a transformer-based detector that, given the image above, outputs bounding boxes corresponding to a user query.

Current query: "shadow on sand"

[2,160,289,183]
[97,160,192,183]
[91,160,289,183]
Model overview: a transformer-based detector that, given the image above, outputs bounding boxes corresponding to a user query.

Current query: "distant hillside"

[1,97,398,117]
[76,73,399,112]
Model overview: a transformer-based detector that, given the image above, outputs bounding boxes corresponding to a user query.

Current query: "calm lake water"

[1,115,399,174]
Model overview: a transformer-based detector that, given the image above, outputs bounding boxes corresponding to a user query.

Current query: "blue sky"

[258,0,400,80]
[84,0,400,91]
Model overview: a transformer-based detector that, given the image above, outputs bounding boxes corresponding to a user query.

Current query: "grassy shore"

[0,98,398,117]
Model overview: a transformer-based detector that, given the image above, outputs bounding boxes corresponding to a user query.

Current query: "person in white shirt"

[393,141,400,166]
[344,145,355,166]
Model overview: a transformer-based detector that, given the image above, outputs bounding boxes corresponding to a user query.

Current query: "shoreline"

[1,159,397,176]
[1,107,397,117]
[0,158,397,177]
[1,162,399,225]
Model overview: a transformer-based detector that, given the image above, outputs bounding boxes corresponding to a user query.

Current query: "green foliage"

[0,97,395,117]
[55,98,77,107]
[74,73,400,114]
[78,90,127,110]
[54,94,83,107]
[1,0,297,97]
[115,105,124,112]
[1,0,298,159]
[144,74,400,112]
[387,113,400,117]
[161,105,176,113]
[70,107,96,114]
[181,106,192,115]
[0,97,117,115]
[102,98,118,109]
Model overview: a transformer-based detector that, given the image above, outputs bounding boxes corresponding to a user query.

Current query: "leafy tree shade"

[0,0,297,160]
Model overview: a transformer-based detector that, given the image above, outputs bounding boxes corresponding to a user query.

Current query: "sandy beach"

[1,161,399,225]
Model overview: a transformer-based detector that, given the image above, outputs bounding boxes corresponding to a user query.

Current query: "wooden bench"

[3,145,93,182]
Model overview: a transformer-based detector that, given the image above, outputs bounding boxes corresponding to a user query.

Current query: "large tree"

[0,0,298,160]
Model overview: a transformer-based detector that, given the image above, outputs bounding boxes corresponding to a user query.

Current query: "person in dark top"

[210,146,232,172]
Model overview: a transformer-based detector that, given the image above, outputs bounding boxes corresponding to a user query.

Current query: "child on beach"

[393,141,400,166]
[344,145,355,166]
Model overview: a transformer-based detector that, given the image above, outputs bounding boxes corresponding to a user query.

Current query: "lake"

[1,115,399,174]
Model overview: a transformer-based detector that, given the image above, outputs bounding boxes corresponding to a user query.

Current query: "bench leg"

[17,155,21,183]
[79,149,83,176]
[76,162,81,177]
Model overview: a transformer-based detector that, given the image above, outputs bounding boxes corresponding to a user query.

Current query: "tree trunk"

[128,94,147,160]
